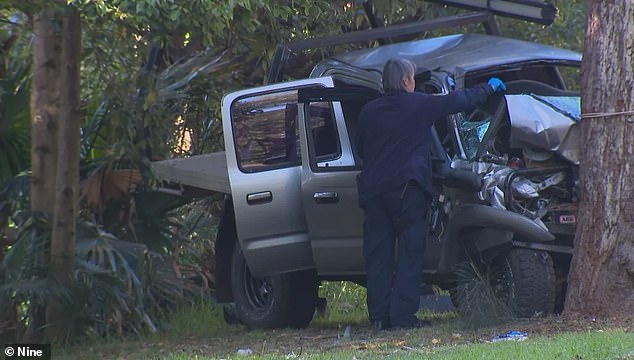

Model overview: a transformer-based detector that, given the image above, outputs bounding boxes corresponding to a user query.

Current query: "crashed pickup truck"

[153,9,581,329]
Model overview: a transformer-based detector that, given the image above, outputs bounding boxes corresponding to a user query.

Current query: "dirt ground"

[125,314,632,359]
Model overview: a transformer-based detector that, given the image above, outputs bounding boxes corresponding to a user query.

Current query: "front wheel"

[453,248,556,318]
[497,248,556,317]
[230,245,317,329]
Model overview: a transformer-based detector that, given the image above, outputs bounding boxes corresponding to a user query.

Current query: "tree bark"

[31,7,61,213]
[44,5,81,343]
[27,6,62,342]
[565,0,634,317]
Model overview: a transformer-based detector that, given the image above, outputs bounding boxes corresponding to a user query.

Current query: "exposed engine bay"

[452,93,580,236]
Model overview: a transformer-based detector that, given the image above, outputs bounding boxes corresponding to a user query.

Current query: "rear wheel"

[230,245,317,329]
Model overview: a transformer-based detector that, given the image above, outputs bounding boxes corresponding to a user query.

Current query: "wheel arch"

[439,204,556,272]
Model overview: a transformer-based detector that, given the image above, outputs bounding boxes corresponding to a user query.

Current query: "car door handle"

[313,191,339,204]
[247,191,272,205]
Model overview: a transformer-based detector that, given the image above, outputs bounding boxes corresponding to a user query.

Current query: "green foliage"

[0,211,62,341]
[0,14,31,184]
[161,300,232,337]
[79,0,265,46]
[78,48,237,165]
[314,281,368,325]
[494,0,585,52]
[1,179,213,342]
[1,212,60,305]
[101,190,186,252]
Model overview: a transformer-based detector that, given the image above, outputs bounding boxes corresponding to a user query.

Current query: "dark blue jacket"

[356,84,493,206]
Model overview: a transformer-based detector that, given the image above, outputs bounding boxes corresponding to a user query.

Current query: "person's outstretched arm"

[422,77,505,118]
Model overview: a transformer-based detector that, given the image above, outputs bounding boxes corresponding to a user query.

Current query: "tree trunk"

[31,7,61,213]
[565,0,634,316]
[44,5,81,343]
[27,6,62,342]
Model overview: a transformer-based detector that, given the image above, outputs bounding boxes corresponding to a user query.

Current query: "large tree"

[44,4,81,342]
[30,6,60,214]
[27,5,62,342]
[565,1,634,316]
[17,0,81,343]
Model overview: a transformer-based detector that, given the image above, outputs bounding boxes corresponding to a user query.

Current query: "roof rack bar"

[426,0,557,26]
[285,12,496,52]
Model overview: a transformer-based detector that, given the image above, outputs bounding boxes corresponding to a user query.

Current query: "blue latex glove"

[447,76,456,90]
[488,77,506,92]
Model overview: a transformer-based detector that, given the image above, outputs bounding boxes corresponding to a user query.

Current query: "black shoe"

[371,319,392,331]
[391,319,431,330]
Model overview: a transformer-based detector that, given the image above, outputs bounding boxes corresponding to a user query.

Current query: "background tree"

[564,1,634,316]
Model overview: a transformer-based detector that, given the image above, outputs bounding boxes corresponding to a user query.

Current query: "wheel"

[231,245,289,329]
[452,248,556,318]
[496,248,556,317]
[230,245,318,329]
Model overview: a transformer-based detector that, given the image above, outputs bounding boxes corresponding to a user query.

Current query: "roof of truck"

[311,33,581,77]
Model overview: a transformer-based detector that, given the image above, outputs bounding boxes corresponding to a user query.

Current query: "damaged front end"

[454,93,580,238]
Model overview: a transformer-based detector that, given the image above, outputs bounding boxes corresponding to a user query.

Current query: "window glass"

[231,90,300,172]
[308,102,339,160]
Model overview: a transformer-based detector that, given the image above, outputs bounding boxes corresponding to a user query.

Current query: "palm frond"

[80,101,109,160]
[2,211,50,280]
[0,54,31,182]
[0,279,70,307]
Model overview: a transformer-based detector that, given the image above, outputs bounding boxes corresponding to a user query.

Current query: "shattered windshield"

[458,94,581,162]
[460,116,490,160]
[532,95,580,121]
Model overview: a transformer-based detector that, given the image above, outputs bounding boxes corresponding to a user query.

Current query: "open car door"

[221,77,335,276]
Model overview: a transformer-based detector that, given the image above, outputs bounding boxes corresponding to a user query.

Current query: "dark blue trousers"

[362,181,429,327]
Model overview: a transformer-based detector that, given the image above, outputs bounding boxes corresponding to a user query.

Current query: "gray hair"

[382,58,416,91]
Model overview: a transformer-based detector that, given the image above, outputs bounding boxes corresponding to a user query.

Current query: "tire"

[230,245,317,329]
[452,248,556,318]
[493,248,556,317]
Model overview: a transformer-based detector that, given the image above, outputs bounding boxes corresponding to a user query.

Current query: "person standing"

[356,57,505,330]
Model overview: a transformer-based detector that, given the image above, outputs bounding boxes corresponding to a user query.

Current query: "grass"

[160,300,230,336]
[428,331,634,360]
[452,261,516,329]
[55,282,634,360]
[312,281,368,326]
[75,330,633,360]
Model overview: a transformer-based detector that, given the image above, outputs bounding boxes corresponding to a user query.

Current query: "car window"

[308,102,340,160]
[230,90,301,172]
